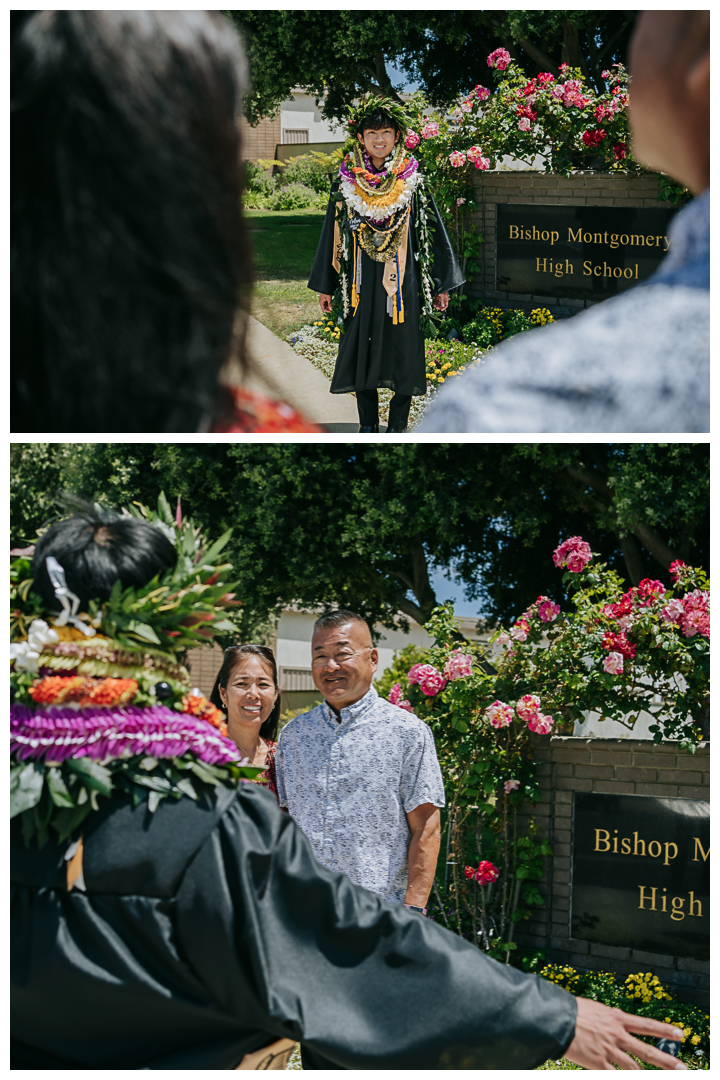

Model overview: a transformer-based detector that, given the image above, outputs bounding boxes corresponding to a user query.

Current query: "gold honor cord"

[236,1038,298,1070]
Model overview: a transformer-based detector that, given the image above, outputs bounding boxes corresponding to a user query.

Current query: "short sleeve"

[399,721,445,814]
[273,732,289,808]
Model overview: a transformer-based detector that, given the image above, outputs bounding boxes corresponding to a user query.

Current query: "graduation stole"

[332,204,411,324]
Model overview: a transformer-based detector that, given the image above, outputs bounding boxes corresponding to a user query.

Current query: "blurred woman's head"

[210,644,281,743]
[11,11,252,433]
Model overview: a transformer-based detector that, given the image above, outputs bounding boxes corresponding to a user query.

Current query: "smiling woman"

[210,644,281,800]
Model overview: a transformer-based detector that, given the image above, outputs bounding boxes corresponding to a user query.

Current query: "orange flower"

[29,675,138,706]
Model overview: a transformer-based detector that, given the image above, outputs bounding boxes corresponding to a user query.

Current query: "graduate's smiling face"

[357,125,400,165]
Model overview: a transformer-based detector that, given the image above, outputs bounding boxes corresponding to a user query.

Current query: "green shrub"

[243,161,275,196]
[267,182,320,211]
[279,153,332,196]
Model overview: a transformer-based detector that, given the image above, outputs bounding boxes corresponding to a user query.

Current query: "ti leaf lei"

[10,752,263,848]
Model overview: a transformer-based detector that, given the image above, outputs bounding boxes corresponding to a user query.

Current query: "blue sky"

[385,60,421,94]
[429,566,485,619]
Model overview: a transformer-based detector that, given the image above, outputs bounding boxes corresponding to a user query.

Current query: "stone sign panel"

[497,204,676,301]
[571,792,709,961]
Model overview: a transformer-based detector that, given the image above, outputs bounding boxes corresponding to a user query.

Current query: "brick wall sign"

[571,792,709,961]
[496,204,675,301]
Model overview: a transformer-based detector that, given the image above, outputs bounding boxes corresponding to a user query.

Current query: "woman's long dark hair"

[210,644,281,743]
[11,11,253,433]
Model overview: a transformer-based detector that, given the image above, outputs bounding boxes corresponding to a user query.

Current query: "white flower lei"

[339,168,422,223]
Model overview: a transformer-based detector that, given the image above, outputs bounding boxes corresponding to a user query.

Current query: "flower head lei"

[10,493,262,849]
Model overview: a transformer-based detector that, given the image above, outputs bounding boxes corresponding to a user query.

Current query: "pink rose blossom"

[398,699,414,713]
[602,631,636,659]
[553,536,593,573]
[601,69,610,79]
[444,651,473,681]
[487,48,512,71]
[457,197,466,206]
[419,668,447,696]
[486,700,514,728]
[661,598,685,625]
[388,683,404,705]
[517,117,531,132]
[449,150,467,167]
[421,121,439,139]
[669,560,688,581]
[616,615,634,632]
[408,663,436,685]
[504,779,520,794]
[527,713,554,735]
[495,631,512,647]
[613,142,628,161]
[511,619,530,641]
[516,694,542,722]
[636,578,666,605]
[475,85,491,101]
[679,590,710,639]
[475,860,500,885]
[603,651,624,675]
[551,86,564,99]
[537,596,561,623]
[404,130,420,149]
[460,99,474,113]
[537,72,554,85]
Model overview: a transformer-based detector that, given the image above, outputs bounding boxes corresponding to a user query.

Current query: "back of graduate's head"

[11,10,254,433]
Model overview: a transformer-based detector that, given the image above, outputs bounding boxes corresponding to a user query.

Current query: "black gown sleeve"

[176,784,577,1070]
[427,191,466,296]
[307,187,340,296]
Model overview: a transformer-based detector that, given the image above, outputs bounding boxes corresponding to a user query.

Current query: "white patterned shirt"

[275,686,445,903]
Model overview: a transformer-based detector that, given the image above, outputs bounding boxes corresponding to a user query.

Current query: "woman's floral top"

[214,387,320,433]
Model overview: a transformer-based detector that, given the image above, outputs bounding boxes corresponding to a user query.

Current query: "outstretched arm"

[565,997,687,1070]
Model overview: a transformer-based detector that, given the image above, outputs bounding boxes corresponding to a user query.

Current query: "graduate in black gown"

[308,95,464,433]
[11,512,687,1071]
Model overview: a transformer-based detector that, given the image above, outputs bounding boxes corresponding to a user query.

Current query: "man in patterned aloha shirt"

[275,610,444,916]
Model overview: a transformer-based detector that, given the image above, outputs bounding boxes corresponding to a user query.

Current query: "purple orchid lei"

[10,703,241,767]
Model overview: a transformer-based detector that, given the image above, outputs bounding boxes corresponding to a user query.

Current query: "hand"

[432,292,449,312]
[565,997,688,1071]
[319,293,333,313]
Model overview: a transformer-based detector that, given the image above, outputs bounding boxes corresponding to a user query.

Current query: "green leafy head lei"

[346,93,412,138]
[10,493,264,849]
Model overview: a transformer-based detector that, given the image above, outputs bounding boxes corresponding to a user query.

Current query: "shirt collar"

[321,684,378,727]
[651,188,709,288]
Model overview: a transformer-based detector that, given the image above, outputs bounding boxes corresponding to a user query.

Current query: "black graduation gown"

[308,185,465,397]
[11,782,576,1070]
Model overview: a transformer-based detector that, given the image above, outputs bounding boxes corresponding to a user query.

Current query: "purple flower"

[10,704,241,767]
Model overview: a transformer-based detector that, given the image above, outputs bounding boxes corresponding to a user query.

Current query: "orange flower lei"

[29,676,139,707]
[181,693,228,738]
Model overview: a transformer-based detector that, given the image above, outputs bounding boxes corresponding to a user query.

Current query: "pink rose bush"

[404,129,420,150]
[421,121,439,139]
[466,145,489,170]
[388,683,414,712]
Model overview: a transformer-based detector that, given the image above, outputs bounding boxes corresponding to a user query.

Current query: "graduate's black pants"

[356,389,412,431]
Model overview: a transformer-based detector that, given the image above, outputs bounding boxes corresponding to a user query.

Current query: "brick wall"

[514,736,710,1007]
[469,171,673,319]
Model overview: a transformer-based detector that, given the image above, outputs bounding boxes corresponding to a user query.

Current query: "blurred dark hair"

[312,609,371,636]
[210,644,281,742]
[31,510,177,610]
[11,11,252,433]
[357,110,399,136]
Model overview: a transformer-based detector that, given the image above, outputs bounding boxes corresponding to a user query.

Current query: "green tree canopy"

[11,443,708,640]
[227,10,638,124]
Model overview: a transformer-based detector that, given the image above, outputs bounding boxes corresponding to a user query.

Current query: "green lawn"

[246,208,326,340]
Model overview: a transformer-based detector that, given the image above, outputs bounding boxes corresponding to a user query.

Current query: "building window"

[280,667,315,691]
[282,129,309,144]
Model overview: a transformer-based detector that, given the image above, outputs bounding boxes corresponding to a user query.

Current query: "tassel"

[396,255,404,323]
[392,293,398,325]
[351,234,360,313]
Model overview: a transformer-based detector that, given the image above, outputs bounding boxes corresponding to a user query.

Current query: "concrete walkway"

[226,316,377,432]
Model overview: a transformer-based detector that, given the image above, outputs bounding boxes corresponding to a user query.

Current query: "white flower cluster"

[10,619,59,674]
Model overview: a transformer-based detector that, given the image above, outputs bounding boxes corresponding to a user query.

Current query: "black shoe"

[358,424,379,433]
[386,426,406,433]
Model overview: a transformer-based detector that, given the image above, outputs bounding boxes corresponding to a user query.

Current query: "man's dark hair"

[11,11,253,433]
[313,609,371,636]
[31,510,178,610]
[357,110,399,137]
[210,644,281,742]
